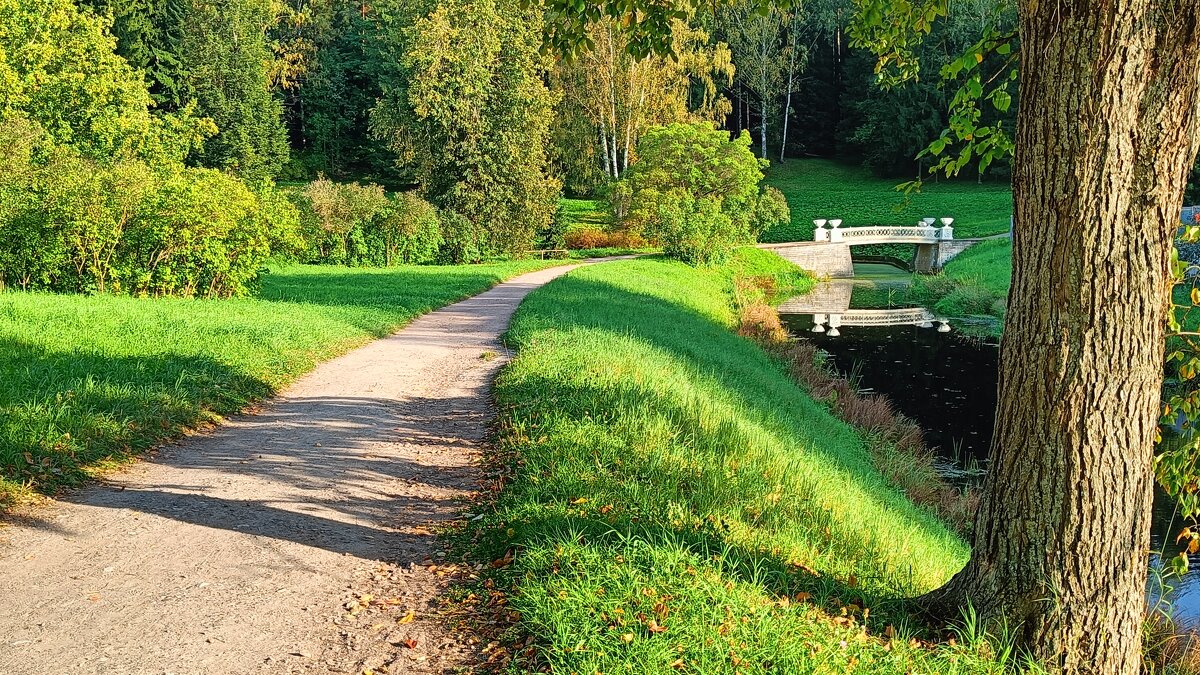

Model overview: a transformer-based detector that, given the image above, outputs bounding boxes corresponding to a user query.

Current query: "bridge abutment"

[766,242,854,278]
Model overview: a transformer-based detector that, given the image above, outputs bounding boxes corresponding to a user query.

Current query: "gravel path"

[0,263,586,675]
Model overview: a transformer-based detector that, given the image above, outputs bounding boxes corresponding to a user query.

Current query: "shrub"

[115,168,276,297]
[563,226,648,251]
[564,226,609,249]
[753,186,792,234]
[300,177,389,265]
[622,123,774,265]
[438,210,486,264]
[375,193,442,265]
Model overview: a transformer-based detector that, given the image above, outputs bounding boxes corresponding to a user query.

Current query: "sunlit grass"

[0,260,559,505]
[762,159,1013,242]
[466,253,1032,673]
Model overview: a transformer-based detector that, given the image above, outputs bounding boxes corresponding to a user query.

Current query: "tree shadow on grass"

[0,337,274,499]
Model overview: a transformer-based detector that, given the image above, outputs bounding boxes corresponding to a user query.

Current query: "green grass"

[762,159,1013,242]
[467,252,1033,673]
[0,260,560,505]
[559,197,612,231]
[903,239,1013,337]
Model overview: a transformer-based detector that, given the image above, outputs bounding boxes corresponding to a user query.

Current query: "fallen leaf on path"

[402,638,418,649]
[397,610,415,624]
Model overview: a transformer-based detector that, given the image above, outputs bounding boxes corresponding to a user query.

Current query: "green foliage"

[0,118,298,297]
[436,210,486,264]
[179,0,290,180]
[623,124,781,264]
[465,256,1038,673]
[0,259,560,505]
[760,159,1013,242]
[753,186,792,234]
[295,178,442,266]
[0,0,199,159]
[370,0,561,258]
[377,192,443,265]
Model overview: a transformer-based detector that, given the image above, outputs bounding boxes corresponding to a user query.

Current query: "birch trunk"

[925,3,1200,672]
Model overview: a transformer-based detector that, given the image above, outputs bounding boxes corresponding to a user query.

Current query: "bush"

[563,226,648,251]
[621,123,778,265]
[438,210,486,264]
[114,168,279,297]
[299,177,389,265]
[376,193,442,265]
[294,178,446,266]
[0,117,293,297]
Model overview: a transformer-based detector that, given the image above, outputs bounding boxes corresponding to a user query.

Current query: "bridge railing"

[813,218,955,244]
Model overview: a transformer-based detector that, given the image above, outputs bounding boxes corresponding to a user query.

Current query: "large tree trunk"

[926,3,1200,672]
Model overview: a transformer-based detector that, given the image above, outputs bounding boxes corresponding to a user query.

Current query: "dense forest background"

[61,0,1020,189]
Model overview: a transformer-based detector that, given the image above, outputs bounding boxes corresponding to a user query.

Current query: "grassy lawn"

[558,198,613,231]
[465,252,1031,673]
[762,159,1013,242]
[0,260,560,506]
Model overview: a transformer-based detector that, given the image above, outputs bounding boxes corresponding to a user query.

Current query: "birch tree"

[720,3,786,159]
[550,18,733,189]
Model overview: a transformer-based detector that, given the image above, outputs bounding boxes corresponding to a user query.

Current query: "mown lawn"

[0,260,560,506]
[468,252,1034,673]
[762,159,1013,242]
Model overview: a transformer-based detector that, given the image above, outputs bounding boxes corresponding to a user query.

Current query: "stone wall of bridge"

[760,242,854,278]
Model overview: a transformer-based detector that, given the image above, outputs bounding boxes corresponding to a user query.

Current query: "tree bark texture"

[929,3,1200,673]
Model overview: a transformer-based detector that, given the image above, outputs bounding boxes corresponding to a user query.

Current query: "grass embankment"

[465,252,1031,673]
[0,260,560,506]
[762,159,1013,242]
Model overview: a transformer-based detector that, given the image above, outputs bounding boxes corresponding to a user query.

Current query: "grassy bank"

[762,160,1013,242]
[912,239,1013,331]
[465,252,1031,673]
[0,260,560,506]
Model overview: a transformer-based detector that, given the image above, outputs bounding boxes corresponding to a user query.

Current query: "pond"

[779,270,1200,626]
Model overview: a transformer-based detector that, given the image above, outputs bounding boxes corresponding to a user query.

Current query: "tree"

[720,3,786,159]
[542,0,1200,671]
[371,0,560,258]
[0,0,162,158]
[550,17,734,190]
[178,0,290,179]
[621,123,786,264]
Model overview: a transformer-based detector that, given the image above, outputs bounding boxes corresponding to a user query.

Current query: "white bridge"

[760,217,983,278]
[814,218,953,245]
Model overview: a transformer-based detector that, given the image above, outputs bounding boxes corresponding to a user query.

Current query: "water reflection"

[779,281,1200,625]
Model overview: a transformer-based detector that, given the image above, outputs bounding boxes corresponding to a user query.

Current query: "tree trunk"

[926,3,1200,672]
[759,98,767,159]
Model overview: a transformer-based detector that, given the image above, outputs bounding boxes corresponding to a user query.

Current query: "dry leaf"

[397,609,415,624]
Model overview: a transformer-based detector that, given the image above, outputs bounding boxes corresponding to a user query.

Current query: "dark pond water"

[779,283,1200,625]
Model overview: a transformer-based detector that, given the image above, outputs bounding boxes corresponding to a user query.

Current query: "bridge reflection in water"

[777,279,951,337]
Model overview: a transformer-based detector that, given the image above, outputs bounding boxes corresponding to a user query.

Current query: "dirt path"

[0,263,587,675]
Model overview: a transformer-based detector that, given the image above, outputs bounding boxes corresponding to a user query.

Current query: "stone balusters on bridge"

[812,217,956,244]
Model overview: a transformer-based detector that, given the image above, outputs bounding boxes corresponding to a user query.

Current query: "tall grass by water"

[762,159,1013,242]
[465,252,1036,673]
[0,260,559,506]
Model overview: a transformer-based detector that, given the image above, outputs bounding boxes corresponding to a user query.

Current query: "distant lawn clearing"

[0,260,560,506]
[465,252,1032,673]
[762,159,1013,242]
